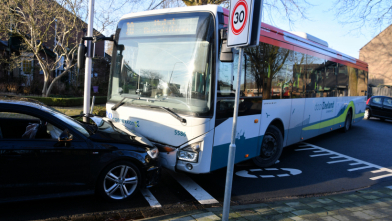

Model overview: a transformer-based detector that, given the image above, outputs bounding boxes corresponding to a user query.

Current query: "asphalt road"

[2,117,392,221]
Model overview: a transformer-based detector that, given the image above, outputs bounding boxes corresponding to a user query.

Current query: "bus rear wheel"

[342,110,352,133]
[253,125,283,168]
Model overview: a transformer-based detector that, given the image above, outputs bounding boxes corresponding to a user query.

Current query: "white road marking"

[275,160,280,164]
[348,166,373,172]
[236,170,258,178]
[168,171,219,204]
[327,159,352,164]
[296,143,392,181]
[250,169,262,172]
[235,168,302,178]
[140,189,162,208]
[386,186,392,190]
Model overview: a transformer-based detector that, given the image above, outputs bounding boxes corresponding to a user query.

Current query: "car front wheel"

[97,161,141,201]
[253,125,283,168]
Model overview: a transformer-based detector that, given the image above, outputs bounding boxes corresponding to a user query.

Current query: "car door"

[382,97,392,119]
[370,97,383,116]
[0,106,94,200]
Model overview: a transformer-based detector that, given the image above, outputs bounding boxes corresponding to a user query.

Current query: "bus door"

[211,51,262,171]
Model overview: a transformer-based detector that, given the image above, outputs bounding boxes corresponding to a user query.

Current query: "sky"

[95,0,388,60]
[263,0,387,59]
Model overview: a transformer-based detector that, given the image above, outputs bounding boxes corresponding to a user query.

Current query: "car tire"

[253,125,283,168]
[364,109,370,120]
[96,161,141,201]
[342,110,352,133]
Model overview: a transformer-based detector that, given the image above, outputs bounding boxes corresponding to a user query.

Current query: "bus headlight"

[178,149,198,162]
[178,142,201,162]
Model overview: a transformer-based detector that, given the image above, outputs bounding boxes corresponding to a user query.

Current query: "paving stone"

[360,194,381,200]
[273,206,296,213]
[170,217,196,221]
[339,203,363,212]
[329,197,353,204]
[289,216,304,221]
[261,212,294,221]
[351,211,374,220]
[191,212,220,221]
[307,207,329,217]
[320,217,340,221]
[361,209,389,219]
[374,207,392,217]
[323,205,343,211]
[342,194,366,201]
[367,199,391,207]
[234,210,263,221]
[306,201,325,208]
[331,215,351,221]
[316,198,335,204]
[352,201,377,210]
[254,207,279,216]
[291,210,312,216]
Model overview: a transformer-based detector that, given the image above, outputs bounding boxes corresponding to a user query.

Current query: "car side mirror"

[58,129,73,142]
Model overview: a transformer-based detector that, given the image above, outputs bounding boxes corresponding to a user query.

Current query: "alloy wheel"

[103,165,138,200]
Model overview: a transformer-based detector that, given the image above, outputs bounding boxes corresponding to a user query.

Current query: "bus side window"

[305,54,324,98]
[337,64,349,97]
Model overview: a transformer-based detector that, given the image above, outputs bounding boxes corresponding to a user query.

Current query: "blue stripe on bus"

[210,136,262,171]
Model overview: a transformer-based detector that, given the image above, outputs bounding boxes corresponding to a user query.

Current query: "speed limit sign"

[227,0,263,47]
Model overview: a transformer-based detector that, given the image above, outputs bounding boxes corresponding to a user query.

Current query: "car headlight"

[147,147,159,159]
[178,142,201,162]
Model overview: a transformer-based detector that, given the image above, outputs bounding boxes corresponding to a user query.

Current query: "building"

[359,25,392,86]
[0,2,106,96]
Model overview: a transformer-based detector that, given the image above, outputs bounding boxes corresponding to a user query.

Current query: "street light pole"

[83,0,95,122]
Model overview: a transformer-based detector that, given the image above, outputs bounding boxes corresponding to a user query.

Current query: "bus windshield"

[108,12,215,116]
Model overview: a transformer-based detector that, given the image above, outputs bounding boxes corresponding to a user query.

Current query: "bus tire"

[253,125,283,168]
[342,110,352,133]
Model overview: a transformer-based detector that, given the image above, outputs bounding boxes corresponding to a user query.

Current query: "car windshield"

[42,106,91,137]
[107,12,215,116]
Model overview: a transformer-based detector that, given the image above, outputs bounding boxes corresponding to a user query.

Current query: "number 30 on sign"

[227,0,262,48]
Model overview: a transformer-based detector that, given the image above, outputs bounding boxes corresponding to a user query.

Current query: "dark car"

[364,96,392,121]
[0,96,160,202]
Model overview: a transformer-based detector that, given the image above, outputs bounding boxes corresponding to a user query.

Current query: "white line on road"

[140,189,162,208]
[327,159,352,164]
[296,143,392,181]
[386,186,392,190]
[310,153,335,157]
[168,171,219,205]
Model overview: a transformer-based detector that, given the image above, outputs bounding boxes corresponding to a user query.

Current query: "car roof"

[0,95,45,110]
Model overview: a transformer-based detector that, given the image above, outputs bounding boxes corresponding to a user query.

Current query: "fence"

[369,87,392,98]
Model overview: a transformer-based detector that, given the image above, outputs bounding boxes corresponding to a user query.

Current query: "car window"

[383,98,392,107]
[0,111,62,140]
[372,97,382,105]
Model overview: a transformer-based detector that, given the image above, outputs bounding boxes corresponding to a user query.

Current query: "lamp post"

[83,0,94,122]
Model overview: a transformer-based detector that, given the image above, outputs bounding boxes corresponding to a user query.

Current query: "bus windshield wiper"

[111,97,127,110]
[154,106,186,123]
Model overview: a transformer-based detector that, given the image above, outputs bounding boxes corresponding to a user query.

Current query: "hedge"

[25,96,107,107]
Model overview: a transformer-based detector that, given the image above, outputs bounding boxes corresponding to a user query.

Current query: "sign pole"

[222,47,244,221]
[83,0,94,122]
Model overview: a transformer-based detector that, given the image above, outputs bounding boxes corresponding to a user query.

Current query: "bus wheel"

[253,125,283,168]
[343,110,352,133]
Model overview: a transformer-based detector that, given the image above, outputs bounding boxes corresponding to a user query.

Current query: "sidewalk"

[140,186,392,221]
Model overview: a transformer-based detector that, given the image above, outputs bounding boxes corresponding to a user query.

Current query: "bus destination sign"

[125,17,198,37]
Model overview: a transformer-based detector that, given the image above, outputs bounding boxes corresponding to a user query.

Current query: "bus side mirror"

[77,43,86,69]
[219,29,233,62]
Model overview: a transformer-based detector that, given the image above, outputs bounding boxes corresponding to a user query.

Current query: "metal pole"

[83,0,94,122]
[222,47,244,221]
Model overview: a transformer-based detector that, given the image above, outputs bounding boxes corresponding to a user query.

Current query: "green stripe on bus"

[302,101,356,131]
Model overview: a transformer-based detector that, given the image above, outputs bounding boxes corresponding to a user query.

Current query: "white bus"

[106,5,368,174]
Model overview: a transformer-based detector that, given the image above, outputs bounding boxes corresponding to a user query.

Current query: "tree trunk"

[46,67,71,97]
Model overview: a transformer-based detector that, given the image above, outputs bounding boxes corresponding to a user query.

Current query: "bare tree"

[332,0,392,33]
